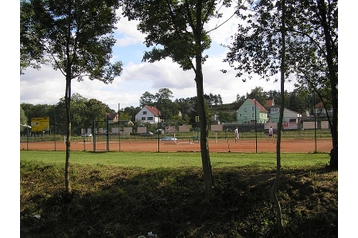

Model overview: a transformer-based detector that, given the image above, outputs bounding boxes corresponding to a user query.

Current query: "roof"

[106,112,118,120]
[144,105,161,116]
[247,99,268,113]
[314,101,324,108]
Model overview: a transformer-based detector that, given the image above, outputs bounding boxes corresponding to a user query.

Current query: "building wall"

[270,109,301,123]
[123,127,132,135]
[179,125,191,132]
[211,124,223,131]
[135,107,159,124]
[303,121,317,129]
[236,100,268,124]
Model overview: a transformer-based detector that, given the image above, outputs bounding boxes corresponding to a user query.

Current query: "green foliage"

[21,0,123,82]
[121,0,215,70]
[21,94,116,135]
[223,0,338,167]
[21,0,124,194]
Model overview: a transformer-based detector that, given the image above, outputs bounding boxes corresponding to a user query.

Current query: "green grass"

[20,151,337,238]
[20,150,330,169]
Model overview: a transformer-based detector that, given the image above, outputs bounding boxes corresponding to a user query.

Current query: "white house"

[269,106,302,123]
[314,101,333,117]
[135,105,161,124]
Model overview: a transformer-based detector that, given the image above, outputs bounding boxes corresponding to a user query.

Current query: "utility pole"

[254,95,258,153]
[118,103,121,152]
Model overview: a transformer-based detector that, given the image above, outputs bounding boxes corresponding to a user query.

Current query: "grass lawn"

[20,150,331,168]
[20,151,337,237]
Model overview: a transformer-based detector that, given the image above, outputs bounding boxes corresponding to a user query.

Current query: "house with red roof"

[135,105,161,124]
[314,101,333,117]
[236,99,268,124]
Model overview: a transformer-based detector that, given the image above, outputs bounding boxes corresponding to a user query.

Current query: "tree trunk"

[195,0,213,196]
[317,0,338,169]
[270,0,285,235]
[64,75,72,198]
[196,71,213,196]
[63,4,73,201]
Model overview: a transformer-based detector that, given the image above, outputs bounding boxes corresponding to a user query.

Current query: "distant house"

[269,106,302,123]
[314,101,333,117]
[236,99,268,124]
[135,105,161,124]
[106,112,119,123]
[105,112,131,124]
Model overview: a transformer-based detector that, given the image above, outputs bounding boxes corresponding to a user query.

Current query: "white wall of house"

[135,107,160,124]
[269,108,302,123]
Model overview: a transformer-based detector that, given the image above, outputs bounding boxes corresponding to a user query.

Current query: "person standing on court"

[234,127,239,143]
[268,126,274,141]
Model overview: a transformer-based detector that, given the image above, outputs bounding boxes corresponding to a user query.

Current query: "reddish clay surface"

[20,138,332,153]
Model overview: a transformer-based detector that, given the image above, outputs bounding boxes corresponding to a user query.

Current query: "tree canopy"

[20,0,124,197]
[224,0,337,168]
[121,0,235,195]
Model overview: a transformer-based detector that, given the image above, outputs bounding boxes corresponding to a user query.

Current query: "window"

[252,106,254,111]
[141,117,146,120]
[252,113,254,117]
[147,117,153,121]
[143,111,147,115]
[244,107,247,112]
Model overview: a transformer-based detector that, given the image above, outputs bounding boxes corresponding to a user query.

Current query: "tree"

[225,0,338,169]
[271,0,286,233]
[287,89,306,114]
[121,0,233,195]
[85,98,113,127]
[246,86,267,107]
[218,111,235,123]
[289,0,338,168]
[224,0,293,232]
[123,106,141,122]
[139,91,156,107]
[20,0,123,200]
[155,88,178,122]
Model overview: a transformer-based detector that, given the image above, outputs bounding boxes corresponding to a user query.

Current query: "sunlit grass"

[20,150,330,169]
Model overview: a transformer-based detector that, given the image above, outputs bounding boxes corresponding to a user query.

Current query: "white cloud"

[206,4,239,46]
[115,9,146,47]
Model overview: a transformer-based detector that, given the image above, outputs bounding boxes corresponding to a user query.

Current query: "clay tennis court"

[20,138,332,153]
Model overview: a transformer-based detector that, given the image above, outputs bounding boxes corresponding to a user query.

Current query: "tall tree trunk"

[195,0,213,196]
[64,75,72,198]
[270,0,285,235]
[64,8,73,200]
[196,69,213,196]
[317,0,338,169]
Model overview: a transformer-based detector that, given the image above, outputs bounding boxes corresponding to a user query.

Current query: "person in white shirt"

[268,126,274,141]
[234,127,239,143]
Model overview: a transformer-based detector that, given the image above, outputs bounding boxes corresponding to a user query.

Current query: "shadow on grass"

[20,163,337,238]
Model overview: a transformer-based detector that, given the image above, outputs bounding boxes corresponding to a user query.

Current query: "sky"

[19,6,297,111]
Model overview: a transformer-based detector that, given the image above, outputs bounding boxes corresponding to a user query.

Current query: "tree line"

[20,86,323,136]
